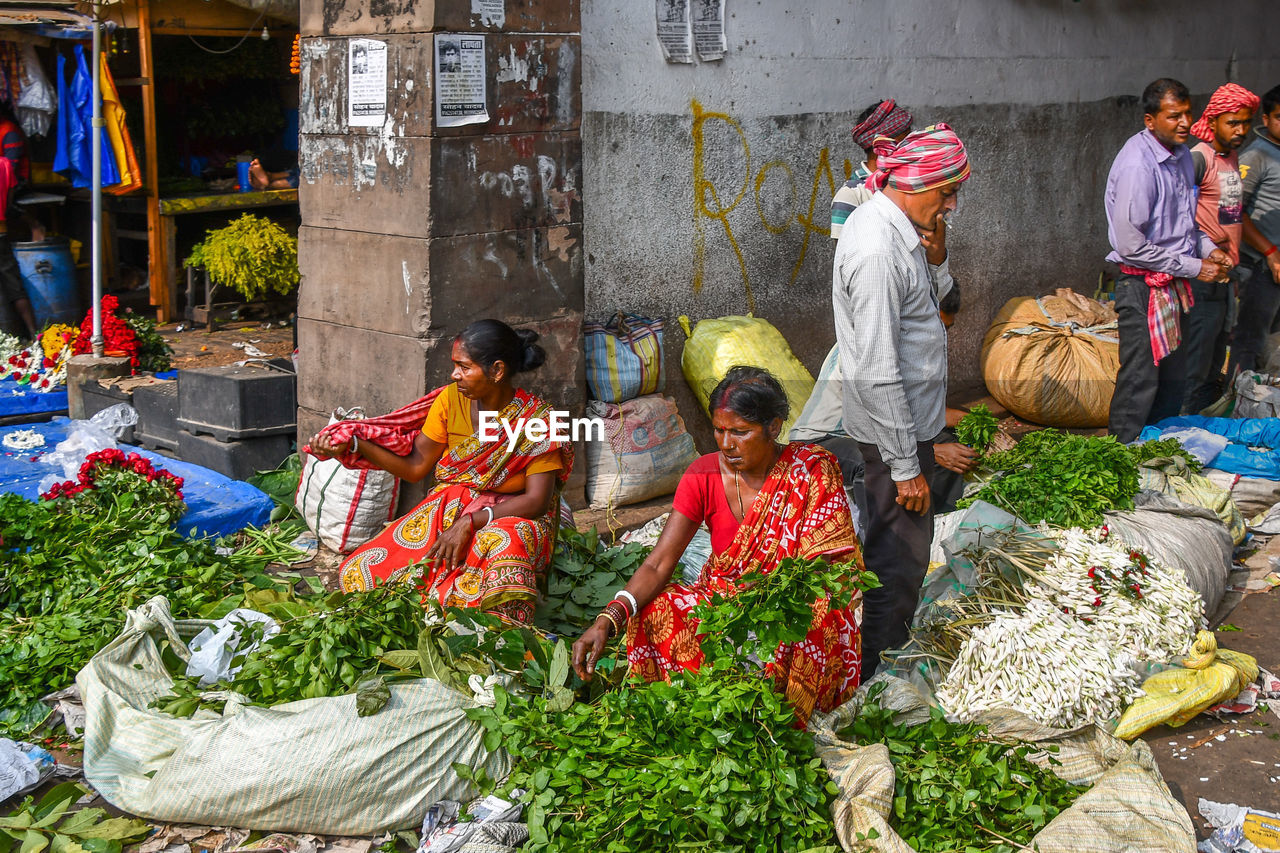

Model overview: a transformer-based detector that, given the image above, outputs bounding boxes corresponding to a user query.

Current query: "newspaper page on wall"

[347,38,387,127]
[435,34,489,127]
[693,0,725,61]
[655,0,693,64]
[471,0,504,27]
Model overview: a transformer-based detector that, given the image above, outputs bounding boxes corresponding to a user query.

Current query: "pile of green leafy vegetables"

[0,476,307,735]
[457,555,879,853]
[954,404,1000,454]
[838,683,1086,852]
[535,527,650,638]
[959,430,1202,527]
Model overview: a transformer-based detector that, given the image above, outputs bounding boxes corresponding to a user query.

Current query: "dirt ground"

[160,321,296,371]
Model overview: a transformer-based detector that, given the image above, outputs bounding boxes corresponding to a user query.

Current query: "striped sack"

[584,313,665,403]
[296,408,400,553]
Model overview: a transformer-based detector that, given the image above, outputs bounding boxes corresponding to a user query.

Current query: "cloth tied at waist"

[1120,264,1194,365]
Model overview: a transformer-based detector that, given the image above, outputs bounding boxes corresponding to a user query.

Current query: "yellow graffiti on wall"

[691,99,852,314]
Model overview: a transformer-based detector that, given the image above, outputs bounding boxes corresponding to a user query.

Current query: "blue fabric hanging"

[51,53,72,176]
[53,46,120,188]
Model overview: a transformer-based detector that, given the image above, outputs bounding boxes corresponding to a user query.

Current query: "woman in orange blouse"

[309,320,571,624]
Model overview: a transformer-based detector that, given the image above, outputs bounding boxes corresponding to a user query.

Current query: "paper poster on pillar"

[693,0,726,61]
[471,0,505,28]
[435,34,489,127]
[347,39,387,127]
[656,0,693,64]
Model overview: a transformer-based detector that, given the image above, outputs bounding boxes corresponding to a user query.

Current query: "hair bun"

[515,328,546,373]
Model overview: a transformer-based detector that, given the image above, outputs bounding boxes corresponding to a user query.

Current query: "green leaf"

[355,676,391,717]
[378,650,422,671]
[18,832,48,853]
[548,640,569,690]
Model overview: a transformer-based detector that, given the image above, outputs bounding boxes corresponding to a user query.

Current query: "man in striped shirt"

[829,99,913,241]
[832,124,971,678]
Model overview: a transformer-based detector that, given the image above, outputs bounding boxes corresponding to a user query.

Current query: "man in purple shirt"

[1105,78,1232,442]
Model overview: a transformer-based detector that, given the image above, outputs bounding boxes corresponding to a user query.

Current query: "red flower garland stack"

[70,295,141,369]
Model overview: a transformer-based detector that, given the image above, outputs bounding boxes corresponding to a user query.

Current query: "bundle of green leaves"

[535,528,650,638]
[838,684,1086,852]
[154,582,427,717]
[186,214,299,301]
[461,556,878,852]
[954,404,999,454]
[0,474,308,735]
[1128,437,1202,471]
[960,431,1139,527]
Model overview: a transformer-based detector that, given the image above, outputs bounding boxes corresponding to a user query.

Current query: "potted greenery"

[184,214,299,327]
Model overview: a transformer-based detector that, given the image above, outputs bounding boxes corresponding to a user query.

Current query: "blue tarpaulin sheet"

[1141,415,1280,480]
[0,379,68,418]
[0,419,272,538]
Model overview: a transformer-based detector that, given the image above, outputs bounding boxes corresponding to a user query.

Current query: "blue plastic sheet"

[1141,415,1280,480]
[0,419,272,538]
[0,379,68,418]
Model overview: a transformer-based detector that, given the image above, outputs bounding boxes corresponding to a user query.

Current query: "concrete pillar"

[66,355,131,420]
[297,0,585,506]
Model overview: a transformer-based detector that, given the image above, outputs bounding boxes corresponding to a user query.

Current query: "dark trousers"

[1109,276,1192,443]
[809,434,867,523]
[1228,256,1280,379]
[0,235,26,337]
[1181,279,1231,414]
[857,440,935,679]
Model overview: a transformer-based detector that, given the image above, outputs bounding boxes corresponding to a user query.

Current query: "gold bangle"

[597,611,622,638]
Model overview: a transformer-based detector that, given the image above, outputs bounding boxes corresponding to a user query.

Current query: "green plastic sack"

[78,597,507,835]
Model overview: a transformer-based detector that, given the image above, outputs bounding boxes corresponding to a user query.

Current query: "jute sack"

[810,676,1195,853]
[78,597,506,835]
[981,289,1119,428]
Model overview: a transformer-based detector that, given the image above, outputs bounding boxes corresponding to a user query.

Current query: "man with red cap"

[830,99,913,240]
[832,123,970,678]
[1183,83,1262,412]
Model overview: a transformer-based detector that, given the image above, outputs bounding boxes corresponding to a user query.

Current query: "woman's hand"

[309,431,350,459]
[427,513,475,570]
[572,619,612,682]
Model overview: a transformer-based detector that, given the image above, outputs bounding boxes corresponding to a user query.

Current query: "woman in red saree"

[308,320,571,625]
[572,367,864,727]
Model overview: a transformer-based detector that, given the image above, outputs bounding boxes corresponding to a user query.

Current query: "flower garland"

[40,323,78,360]
[2,428,44,450]
[1,339,71,392]
[70,295,141,370]
[41,448,185,521]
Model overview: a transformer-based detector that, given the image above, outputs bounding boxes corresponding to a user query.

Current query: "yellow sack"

[1114,631,1259,740]
[678,315,814,437]
[981,289,1119,428]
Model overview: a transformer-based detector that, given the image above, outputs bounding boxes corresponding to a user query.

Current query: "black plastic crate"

[177,431,292,482]
[79,380,134,443]
[133,381,180,451]
[176,360,296,441]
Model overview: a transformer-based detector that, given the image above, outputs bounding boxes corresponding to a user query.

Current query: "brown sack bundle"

[981,288,1119,428]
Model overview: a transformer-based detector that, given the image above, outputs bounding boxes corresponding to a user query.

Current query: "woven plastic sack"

[980,289,1119,428]
[1137,457,1246,544]
[810,675,1196,853]
[584,394,698,511]
[678,315,814,437]
[1114,631,1258,739]
[1202,468,1280,518]
[1103,492,1232,617]
[77,597,507,835]
[295,408,400,553]
[1233,372,1280,419]
[583,313,665,404]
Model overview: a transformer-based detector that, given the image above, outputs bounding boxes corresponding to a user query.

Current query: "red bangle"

[1266,245,1279,258]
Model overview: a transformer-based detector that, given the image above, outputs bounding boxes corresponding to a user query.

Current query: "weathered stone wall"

[582,0,1280,450]
[297,0,584,501]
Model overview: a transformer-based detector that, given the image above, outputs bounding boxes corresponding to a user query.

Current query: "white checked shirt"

[832,191,952,481]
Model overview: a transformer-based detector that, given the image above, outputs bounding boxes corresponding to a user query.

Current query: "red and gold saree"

[626,443,863,727]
